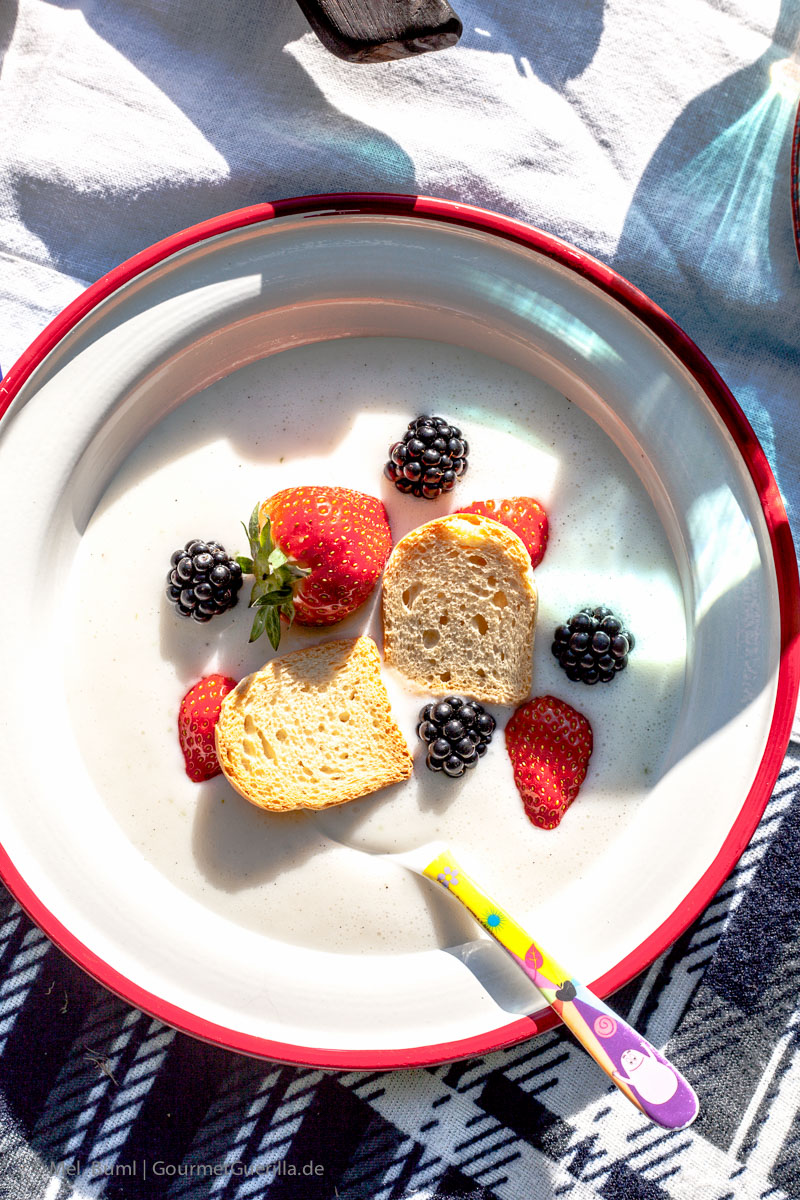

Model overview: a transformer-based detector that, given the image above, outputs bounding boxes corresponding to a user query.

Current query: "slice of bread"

[382,513,537,704]
[215,636,412,812]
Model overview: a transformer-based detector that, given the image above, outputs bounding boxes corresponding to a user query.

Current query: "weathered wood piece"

[294,0,462,63]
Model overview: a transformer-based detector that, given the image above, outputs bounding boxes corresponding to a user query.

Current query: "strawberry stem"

[240,503,311,648]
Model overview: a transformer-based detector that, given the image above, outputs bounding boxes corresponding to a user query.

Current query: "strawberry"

[504,695,593,830]
[237,487,393,648]
[455,497,549,567]
[178,674,238,782]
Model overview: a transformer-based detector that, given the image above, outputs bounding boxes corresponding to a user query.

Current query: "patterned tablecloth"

[1,1,799,1196]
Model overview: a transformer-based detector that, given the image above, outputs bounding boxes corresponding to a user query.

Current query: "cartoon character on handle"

[569,994,693,1124]
[521,940,693,1126]
[613,1045,679,1106]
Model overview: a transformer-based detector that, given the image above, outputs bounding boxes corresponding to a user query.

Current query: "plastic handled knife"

[401,843,700,1130]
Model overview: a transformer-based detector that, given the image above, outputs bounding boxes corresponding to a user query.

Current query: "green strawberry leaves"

[239,504,311,649]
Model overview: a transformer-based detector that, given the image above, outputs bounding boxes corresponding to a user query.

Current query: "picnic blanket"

[1,1,799,1195]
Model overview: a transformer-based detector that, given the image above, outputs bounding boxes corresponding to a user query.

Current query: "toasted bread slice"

[382,513,537,704]
[215,636,412,812]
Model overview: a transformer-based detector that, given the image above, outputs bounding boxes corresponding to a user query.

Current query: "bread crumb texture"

[382,513,538,704]
[215,636,413,811]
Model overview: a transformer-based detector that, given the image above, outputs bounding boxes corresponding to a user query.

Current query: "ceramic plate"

[0,195,797,1068]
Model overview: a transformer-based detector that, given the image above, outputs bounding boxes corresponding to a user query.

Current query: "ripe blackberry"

[551,606,635,684]
[384,415,469,499]
[165,539,244,623]
[417,695,496,777]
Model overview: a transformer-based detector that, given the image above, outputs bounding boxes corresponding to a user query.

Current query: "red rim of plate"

[792,99,800,265]
[0,193,798,1069]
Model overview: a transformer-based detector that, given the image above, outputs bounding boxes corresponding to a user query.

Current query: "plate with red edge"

[0,194,797,1070]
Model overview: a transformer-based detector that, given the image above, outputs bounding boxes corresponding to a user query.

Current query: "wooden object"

[294,0,462,62]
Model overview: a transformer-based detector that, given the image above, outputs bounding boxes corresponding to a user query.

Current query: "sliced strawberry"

[178,674,238,782]
[505,695,593,830]
[237,487,393,648]
[456,497,549,567]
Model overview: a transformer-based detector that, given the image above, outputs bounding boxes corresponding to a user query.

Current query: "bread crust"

[381,513,537,704]
[215,636,412,811]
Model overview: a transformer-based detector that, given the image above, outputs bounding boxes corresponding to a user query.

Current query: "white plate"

[0,196,797,1068]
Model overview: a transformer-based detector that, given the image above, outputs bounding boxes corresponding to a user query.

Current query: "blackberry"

[384,415,469,499]
[416,695,495,777]
[551,606,635,684]
[165,539,244,623]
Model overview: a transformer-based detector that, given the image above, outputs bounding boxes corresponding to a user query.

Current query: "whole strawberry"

[238,487,393,648]
[505,695,593,830]
[178,674,238,782]
[456,497,549,567]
